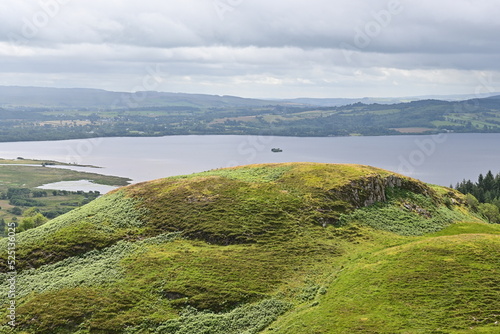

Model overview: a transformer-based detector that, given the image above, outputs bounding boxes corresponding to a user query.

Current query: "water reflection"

[37,180,118,194]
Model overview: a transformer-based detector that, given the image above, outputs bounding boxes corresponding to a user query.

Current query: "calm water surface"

[0,133,497,192]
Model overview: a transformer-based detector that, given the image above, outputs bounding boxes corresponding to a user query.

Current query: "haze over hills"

[284,92,500,107]
[0,86,274,109]
[1,162,498,333]
[1,85,500,109]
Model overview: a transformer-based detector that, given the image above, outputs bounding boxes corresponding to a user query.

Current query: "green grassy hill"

[0,163,498,333]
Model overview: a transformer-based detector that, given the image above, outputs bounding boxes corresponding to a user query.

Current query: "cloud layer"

[1,0,499,98]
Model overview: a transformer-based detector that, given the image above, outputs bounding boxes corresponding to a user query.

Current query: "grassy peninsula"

[0,159,130,224]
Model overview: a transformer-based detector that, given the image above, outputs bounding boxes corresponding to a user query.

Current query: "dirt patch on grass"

[392,127,434,133]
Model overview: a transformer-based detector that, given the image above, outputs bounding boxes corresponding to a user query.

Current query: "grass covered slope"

[0,163,498,333]
[267,228,500,334]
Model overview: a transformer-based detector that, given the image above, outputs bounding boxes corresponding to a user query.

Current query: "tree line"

[454,170,500,223]
[0,188,102,236]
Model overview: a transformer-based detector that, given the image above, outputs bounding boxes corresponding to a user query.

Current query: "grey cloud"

[4,0,497,51]
[0,0,499,98]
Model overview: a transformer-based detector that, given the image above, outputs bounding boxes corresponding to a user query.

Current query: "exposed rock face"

[329,175,434,209]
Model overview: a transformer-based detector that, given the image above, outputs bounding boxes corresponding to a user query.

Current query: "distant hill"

[0,86,275,109]
[2,85,499,109]
[2,85,500,141]
[281,97,420,107]
[1,162,498,333]
[281,92,500,107]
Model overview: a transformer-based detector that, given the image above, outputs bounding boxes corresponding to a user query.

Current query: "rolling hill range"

[0,86,274,109]
[1,86,498,109]
[1,163,499,333]
[2,86,500,141]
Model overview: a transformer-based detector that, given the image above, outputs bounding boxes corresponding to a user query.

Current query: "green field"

[0,159,130,224]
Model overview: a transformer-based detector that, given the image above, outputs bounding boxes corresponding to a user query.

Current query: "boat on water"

[271,148,283,152]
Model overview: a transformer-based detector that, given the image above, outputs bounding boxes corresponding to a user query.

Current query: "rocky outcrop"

[329,175,435,209]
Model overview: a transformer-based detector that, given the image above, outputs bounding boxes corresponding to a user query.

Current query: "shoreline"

[0,158,101,169]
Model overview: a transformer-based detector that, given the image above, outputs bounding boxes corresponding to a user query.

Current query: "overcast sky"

[1,0,499,98]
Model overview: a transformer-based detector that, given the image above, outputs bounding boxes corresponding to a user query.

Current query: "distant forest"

[1,90,500,141]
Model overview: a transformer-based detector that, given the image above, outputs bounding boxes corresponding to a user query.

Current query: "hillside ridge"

[1,162,498,334]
